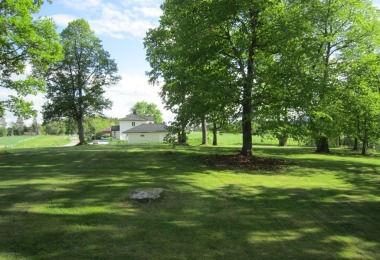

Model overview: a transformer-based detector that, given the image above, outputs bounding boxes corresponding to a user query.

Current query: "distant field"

[0,136,36,147]
[0,135,70,149]
[187,132,300,146]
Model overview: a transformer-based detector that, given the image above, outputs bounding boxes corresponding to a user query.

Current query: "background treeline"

[0,116,118,138]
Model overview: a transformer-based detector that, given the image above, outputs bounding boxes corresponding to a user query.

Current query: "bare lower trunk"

[241,82,252,156]
[201,118,207,145]
[361,141,366,155]
[241,114,252,156]
[361,125,368,156]
[278,135,288,147]
[180,123,187,144]
[316,136,330,153]
[353,137,358,151]
[212,123,217,146]
[77,117,86,145]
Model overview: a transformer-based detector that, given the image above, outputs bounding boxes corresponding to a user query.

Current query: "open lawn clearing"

[0,136,35,147]
[187,132,300,146]
[0,135,71,149]
[0,145,379,259]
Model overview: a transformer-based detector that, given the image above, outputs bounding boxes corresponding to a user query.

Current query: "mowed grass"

[0,136,34,146]
[13,135,71,149]
[187,132,300,146]
[0,144,379,259]
[0,135,71,149]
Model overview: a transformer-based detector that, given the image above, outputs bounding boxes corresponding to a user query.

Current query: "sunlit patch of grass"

[13,135,70,148]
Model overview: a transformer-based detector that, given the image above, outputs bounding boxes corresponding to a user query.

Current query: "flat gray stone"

[130,188,164,202]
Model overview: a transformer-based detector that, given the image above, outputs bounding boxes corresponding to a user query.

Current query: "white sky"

[2,0,380,126]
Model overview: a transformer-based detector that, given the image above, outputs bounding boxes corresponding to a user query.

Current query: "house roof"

[123,124,168,133]
[111,125,120,131]
[119,114,154,122]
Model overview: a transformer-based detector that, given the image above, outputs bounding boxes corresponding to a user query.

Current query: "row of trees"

[0,116,39,136]
[144,0,380,155]
[0,115,119,138]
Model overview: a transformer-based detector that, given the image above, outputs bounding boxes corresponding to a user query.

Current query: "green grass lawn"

[0,144,379,259]
[0,136,35,146]
[0,135,71,149]
[187,131,300,146]
[13,135,71,149]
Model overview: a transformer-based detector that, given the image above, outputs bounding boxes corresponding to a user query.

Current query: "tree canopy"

[42,19,120,145]
[130,101,163,123]
[0,0,62,117]
[145,0,380,154]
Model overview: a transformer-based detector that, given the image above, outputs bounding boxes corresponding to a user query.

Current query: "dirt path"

[62,137,79,147]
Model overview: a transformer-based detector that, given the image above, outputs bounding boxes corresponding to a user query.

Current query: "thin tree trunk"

[361,119,367,155]
[201,117,207,145]
[213,123,217,146]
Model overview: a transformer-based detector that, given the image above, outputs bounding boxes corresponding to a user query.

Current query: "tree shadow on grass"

[0,145,379,259]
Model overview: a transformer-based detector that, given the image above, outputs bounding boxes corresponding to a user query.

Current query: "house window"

[132,122,135,126]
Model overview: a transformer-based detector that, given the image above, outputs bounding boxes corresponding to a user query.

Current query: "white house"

[118,113,154,140]
[124,123,168,143]
[113,112,168,143]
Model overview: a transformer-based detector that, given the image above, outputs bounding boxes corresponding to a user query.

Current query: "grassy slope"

[0,144,379,259]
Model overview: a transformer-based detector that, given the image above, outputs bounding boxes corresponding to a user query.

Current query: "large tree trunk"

[212,123,217,146]
[278,135,288,147]
[241,44,254,155]
[201,117,207,145]
[361,140,366,155]
[77,117,86,145]
[241,89,252,156]
[180,123,187,144]
[316,136,330,153]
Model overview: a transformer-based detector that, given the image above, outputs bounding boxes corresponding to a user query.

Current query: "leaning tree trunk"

[212,123,218,146]
[316,136,330,153]
[201,117,207,145]
[77,117,86,145]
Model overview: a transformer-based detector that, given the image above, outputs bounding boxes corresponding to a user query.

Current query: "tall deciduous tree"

[296,0,377,153]
[146,0,282,155]
[43,19,120,145]
[0,0,62,117]
[130,101,163,123]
